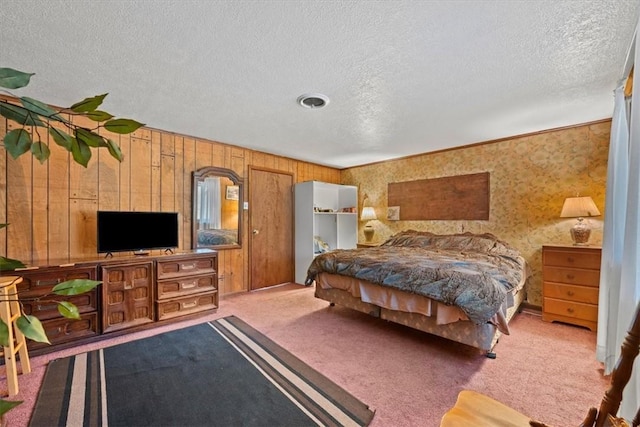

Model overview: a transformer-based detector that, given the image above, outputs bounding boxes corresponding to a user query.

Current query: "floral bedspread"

[305,230,528,325]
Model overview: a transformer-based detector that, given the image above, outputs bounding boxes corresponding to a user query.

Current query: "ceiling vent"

[297,93,330,109]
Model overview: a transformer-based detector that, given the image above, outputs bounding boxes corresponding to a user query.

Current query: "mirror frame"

[192,166,244,250]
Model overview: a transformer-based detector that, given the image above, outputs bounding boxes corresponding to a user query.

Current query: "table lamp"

[560,196,601,245]
[361,206,377,242]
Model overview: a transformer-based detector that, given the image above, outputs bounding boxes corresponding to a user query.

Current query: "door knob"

[252,229,259,235]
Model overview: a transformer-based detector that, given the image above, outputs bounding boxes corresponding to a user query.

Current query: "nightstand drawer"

[542,248,601,269]
[543,298,598,322]
[543,282,599,304]
[542,266,600,287]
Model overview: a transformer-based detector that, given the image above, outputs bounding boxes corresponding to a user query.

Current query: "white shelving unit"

[294,181,358,284]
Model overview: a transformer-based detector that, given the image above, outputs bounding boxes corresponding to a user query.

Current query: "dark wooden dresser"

[11,249,218,355]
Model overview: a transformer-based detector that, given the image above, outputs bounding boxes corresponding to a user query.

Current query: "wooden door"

[249,167,294,290]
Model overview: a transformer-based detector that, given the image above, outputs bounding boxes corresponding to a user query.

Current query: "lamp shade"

[560,196,601,218]
[361,207,377,221]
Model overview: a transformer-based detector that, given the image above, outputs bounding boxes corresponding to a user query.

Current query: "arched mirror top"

[192,167,243,250]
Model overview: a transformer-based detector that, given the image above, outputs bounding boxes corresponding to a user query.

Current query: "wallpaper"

[341,120,610,306]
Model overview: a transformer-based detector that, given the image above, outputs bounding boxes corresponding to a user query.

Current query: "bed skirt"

[314,284,526,352]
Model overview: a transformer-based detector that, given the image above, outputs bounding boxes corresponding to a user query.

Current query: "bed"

[197,228,238,246]
[305,230,530,355]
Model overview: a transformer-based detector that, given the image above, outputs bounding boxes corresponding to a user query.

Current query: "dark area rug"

[29,316,375,427]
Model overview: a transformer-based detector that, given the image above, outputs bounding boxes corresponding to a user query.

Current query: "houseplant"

[0,67,144,415]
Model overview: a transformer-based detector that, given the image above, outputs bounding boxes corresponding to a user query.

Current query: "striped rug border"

[211,316,375,427]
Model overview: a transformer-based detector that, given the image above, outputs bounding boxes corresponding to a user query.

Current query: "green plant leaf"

[0,256,26,271]
[85,110,114,122]
[31,140,51,164]
[75,128,107,148]
[53,279,101,295]
[19,97,68,123]
[3,129,32,159]
[71,138,91,167]
[0,102,45,126]
[0,67,34,89]
[57,301,80,320]
[0,398,23,417]
[16,315,50,344]
[0,318,9,347]
[106,138,124,162]
[69,94,107,113]
[0,223,7,229]
[104,118,145,134]
[49,127,74,151]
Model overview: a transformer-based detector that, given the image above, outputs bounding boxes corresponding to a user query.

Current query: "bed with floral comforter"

[306,230,530,353]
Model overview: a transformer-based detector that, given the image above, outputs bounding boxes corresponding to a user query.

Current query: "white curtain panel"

[619,31,640,421]
[597,84,629,373]
[597,20,640,420]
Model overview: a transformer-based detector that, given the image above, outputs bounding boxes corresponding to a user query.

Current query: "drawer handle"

[566,257,575,263]
[182,281,197,289]
[567,291,575,297]
[37,303,58,311]
[181,301,197,309]
[123,282,133,290]
[567,307,575,313]
[181,263,196,270]
[36,278,62,287]
[566,274,575,280]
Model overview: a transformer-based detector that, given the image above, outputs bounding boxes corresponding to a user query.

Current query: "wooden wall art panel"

[387,172,490,220]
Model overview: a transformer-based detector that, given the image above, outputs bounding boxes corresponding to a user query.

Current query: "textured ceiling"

[2,1,639,168]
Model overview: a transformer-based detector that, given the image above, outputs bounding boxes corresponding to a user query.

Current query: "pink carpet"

[2,283,608,427]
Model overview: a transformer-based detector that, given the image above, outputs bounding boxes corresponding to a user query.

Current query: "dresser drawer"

[15,265,98,293]
[22,292,99,321]
[542,266,600,287]
[156,291,218,321]
[28,312,99,351]
[542,248,601,270]
[156,256,216,280]
[156,274,217,300]
[543,297,598,322]
[543,282,599,305]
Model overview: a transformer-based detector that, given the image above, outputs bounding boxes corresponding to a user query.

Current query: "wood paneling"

[388,172,490,220]
[1,99,340,294]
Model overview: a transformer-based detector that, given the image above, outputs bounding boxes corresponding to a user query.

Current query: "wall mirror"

[192,166,243,250]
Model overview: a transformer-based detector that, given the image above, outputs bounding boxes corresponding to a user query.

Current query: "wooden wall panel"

[48,119,71,260]
[6,119,33,262]
[1,101,340,294]
[0,117,6,257]
[69,198,97,259]
[97,130,122,211]
[129,138,152,211]
[150,131,162,212]
[118,134,132,211]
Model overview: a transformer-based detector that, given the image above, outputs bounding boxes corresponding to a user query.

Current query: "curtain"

[597,28,640,420]
[596,84,629,373]
[198,177,222,229]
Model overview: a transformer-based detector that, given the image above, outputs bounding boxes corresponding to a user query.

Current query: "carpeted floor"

[2,283,609,427]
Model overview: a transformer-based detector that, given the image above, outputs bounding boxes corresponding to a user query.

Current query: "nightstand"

[542,244,601,331]
[357,242,379,248]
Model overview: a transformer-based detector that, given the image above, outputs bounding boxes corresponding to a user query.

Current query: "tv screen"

[97,211,179,254]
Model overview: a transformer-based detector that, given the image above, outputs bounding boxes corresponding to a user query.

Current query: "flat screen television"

[97,211,179,255]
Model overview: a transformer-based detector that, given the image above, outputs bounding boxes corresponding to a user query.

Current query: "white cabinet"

[294,181,358,284]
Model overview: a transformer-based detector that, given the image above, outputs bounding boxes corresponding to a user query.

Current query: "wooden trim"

[625,67,634,98]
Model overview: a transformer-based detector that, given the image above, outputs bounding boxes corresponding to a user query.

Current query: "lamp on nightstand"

[361,206,377,242]
[560,196,601,246]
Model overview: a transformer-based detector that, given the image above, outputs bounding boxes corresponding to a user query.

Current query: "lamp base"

[570,218,591,246]
[363,225,375,242]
